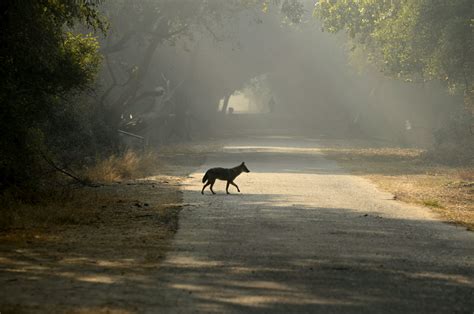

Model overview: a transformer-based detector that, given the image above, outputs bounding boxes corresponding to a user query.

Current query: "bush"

[429,110,474,165]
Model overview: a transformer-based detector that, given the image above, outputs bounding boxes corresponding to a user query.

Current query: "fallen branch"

[39,150,100,188]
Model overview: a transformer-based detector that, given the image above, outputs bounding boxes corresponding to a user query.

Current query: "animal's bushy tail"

[202,172,209,183]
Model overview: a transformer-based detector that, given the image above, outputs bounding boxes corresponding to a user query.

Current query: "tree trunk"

[221,93,231,114]
[111,36,162,110]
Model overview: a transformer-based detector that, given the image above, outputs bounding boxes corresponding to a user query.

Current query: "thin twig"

[39,150,100,188]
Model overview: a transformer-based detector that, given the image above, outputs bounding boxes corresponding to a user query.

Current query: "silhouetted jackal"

[201,162,250,195]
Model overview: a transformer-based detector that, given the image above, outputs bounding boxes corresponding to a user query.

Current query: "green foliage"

[61,32,103,91]
[0,1,105,191]
[315,0,474,109]
[281,0,305,24]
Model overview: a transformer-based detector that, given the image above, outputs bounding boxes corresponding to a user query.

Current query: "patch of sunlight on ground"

[219,280,294,291]
[223,146,322,154]
[199,292,358,307]
[76,275,117,284]
[164,256,224,268]
[407,272,473,286]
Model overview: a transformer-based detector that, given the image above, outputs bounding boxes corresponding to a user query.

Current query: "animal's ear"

[241,162,245,165]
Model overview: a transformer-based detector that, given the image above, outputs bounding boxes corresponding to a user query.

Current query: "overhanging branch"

[101,31,136,54]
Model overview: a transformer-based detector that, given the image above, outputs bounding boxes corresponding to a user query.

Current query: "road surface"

[156,136,474,313]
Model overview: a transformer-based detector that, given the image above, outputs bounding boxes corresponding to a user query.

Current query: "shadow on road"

[155,189,474,313]
[1,198,472,313]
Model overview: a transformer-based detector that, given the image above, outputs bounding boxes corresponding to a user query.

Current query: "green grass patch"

[422,199,443,208]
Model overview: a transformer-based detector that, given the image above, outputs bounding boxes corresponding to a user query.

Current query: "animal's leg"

[226,181,230,194]
[210,180,216,195]
[201,182,211,194]
[230,181,240,192]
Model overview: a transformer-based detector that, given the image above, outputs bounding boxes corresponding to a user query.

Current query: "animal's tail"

[202,171,209,183]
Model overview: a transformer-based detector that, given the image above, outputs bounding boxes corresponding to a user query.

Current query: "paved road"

[157,136,473,313]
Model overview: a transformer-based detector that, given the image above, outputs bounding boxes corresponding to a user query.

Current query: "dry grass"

[83,142,219,182]
[0,149,164,231]
[84,149,163,183]
[0,142,210,232]
[319,140,474,230]
[0,189,105,230]
[0,185,161,232]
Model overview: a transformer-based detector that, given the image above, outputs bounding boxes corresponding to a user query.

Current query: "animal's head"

[240,162,250,173]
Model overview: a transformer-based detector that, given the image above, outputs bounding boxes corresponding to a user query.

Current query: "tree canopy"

[315,0,474,114]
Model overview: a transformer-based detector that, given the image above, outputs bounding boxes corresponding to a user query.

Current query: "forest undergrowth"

[0,143,212,236]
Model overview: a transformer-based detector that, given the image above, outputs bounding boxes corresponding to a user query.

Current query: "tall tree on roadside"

[0,0,104,190]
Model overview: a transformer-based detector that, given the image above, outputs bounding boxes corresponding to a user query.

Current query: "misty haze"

[1,0,473,313]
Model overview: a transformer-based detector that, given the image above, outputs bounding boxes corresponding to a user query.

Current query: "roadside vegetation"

[0,150,160,230]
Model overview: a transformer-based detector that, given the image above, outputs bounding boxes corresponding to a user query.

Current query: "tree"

[97,0,307,141]
[98,1,243,123]
[0,0,104,190]
[315,0,474,116]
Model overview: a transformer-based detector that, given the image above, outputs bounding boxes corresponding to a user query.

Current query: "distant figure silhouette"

[268,96,276,113]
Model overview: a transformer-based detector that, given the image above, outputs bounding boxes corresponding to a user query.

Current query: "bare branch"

[39,151,99,187]
[101,31,136,54]
[131,89,165,104]
[100,57,137,106]
[99,55,118,105]
[203,21,222,42]
[147,24,190,40]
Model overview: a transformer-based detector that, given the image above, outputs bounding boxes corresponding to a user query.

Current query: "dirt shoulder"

[318,139,474,230]
[0,147,207,313]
